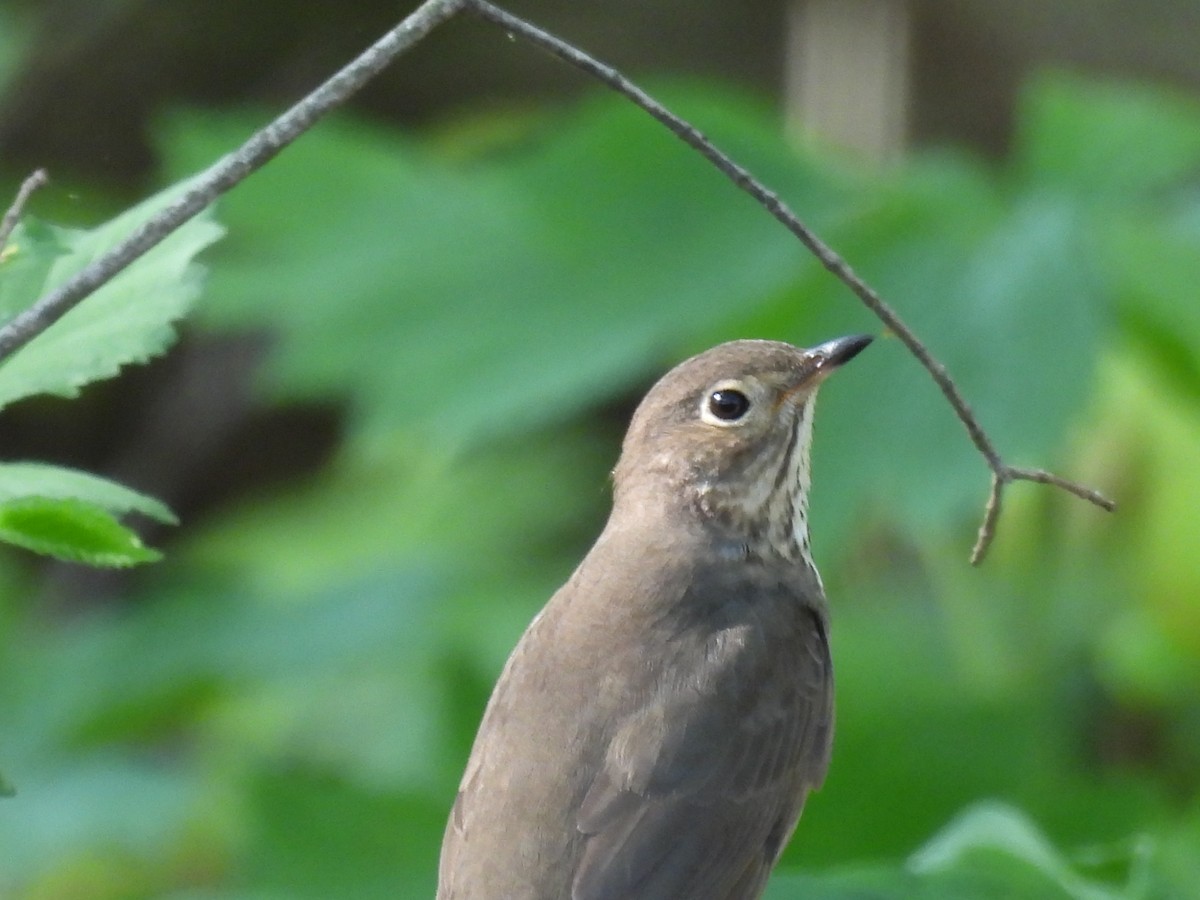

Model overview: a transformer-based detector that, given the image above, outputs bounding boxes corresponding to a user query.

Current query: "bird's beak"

[810,334,873,374]
[777,334,873,408]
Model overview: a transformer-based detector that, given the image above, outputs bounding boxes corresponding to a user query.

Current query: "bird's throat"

[697,399,817,568]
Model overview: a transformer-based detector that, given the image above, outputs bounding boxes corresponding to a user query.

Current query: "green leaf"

[768,804,1139,899]
[910,802,1123,900]
[1015,72,1200,197]
[0,217,71,320]
[0,497,161,566]
[0,461,176,524]
[0,178,225,410]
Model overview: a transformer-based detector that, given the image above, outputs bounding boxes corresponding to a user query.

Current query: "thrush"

[438,335,872,900]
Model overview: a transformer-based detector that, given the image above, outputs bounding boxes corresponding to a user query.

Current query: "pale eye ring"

[707,388,750,422]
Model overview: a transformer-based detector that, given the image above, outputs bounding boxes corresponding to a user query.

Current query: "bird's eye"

[707,389,750,421]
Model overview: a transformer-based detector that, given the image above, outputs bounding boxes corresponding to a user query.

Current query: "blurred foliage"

[0,63,1198,900]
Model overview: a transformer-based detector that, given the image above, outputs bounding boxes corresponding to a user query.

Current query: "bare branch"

[0,169,49,251]
[0,0,1114,564]
[468,1,1005,471]
[0,0,466,365]
[1005,467,1117,511]
[467,0,1114,563]
[970,465,1116,565]
[970,472,1006,565]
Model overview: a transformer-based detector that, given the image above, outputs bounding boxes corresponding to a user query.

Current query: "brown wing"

[572,603,834,900]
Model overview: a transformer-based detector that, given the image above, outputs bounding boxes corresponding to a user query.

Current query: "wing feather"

[572,602,833,900]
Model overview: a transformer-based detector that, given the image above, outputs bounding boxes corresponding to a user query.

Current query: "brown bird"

[438,335,871,900]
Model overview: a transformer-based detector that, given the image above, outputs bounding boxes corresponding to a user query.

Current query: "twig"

[972,474,1005,565]
[0,0,467,364]
[0,0,1114,564]
[465,0,1114,564]
[0,169,49,251]
[970,466,1115,564]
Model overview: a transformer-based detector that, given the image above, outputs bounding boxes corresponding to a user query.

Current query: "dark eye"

[708,389,750,421]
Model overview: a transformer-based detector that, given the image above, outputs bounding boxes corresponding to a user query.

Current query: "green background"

[0,2,1198,897]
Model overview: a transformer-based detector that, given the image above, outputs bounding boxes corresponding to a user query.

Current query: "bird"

[438,334,872,900]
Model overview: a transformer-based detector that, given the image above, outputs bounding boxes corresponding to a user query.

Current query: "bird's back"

[437,522,833,900]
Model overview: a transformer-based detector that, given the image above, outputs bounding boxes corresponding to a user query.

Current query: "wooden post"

[784,0,911,163]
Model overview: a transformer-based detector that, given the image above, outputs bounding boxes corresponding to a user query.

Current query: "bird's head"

[612,335,871,564]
